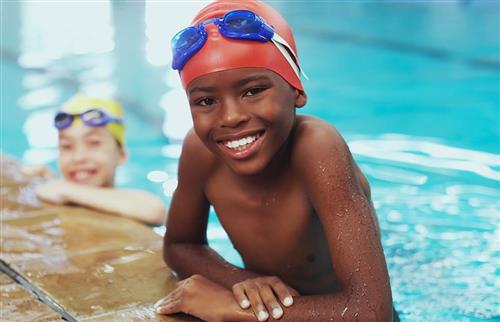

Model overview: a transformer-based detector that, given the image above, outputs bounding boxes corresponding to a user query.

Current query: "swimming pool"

[1,1,498,321]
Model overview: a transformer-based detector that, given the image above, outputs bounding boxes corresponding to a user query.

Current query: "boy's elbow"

[341,288,393,322]
[346,304,392,322]
[368,298,394,322]
[163,238,176,267]
[146,200,166,225]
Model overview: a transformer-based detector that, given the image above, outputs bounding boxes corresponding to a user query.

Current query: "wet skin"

[161,68,393,321]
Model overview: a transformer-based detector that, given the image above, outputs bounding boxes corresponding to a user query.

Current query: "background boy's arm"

[36,180,165,225]
[22,164,55,178]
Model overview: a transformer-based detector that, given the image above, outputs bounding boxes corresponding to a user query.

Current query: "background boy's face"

[57,125,126,187]
[187,68,306,175]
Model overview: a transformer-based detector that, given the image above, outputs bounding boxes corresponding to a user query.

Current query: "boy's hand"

[155,274,244,322]
[232,276,299,321]
[22,164,55,179]
[35,180,71,205]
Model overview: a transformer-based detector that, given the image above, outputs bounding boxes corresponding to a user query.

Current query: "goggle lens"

[173,27,201,50]
[223,11,260,33]
[54,113,74,129]
[81,109,106,126]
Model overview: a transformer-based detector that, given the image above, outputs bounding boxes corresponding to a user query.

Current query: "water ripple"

[349,136,499,181]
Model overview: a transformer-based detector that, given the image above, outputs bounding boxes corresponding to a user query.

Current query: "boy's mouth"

[217,130,265,159]
[70,170,97,183]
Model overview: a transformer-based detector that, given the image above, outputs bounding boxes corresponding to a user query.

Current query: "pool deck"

[0,154,197,321]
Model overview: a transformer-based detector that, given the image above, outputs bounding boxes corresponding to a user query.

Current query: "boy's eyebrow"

[233,75,271,89]
[188,86,216,96]
[83,130,106,139]
[188,75,271,96]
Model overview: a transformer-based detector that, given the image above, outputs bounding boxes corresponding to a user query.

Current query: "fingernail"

[258,310,269,321]
[283,296,293,306]
[155,306,163,313]
[272,307,283,318]
[241,299,250,308]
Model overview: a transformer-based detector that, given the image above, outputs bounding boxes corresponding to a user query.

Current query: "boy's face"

[187,68,306,175]
[57,125,126,187]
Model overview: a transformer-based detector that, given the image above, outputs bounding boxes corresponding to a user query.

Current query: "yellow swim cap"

[60,94,125,146]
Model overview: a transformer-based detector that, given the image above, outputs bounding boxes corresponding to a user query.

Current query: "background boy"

[31,94,165,225]
[155,1,398,321]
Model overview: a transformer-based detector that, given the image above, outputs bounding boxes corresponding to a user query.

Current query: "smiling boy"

[155,1,398,321]
[33,94,165,225]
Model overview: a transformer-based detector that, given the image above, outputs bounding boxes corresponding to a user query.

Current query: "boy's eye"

[88,140,102,147]
[59,144,72,151]
[197,98,216,107]
[244,87,266,97]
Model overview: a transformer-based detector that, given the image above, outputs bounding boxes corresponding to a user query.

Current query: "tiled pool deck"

[0,154,197,321]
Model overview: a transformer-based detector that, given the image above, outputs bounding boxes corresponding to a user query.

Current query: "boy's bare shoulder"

[293,115,348,157]
[292,115,371,198]
[291,114,359,180]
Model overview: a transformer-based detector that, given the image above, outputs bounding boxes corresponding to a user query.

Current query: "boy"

[32,94,165,225]
[155,1,398,321]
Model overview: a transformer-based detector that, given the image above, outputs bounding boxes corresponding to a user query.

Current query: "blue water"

[1,1,498,321]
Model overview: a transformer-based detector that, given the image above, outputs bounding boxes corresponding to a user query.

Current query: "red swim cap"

[179,0,304,91]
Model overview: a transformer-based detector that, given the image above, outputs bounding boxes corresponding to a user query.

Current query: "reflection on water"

[350,135,499,181]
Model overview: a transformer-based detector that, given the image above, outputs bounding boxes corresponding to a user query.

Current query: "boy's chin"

[224,158,269,177]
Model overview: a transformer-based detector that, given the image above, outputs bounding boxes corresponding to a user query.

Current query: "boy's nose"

[72,146,88,163]
[219,100,250,128]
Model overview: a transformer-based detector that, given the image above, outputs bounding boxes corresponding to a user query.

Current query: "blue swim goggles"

[171,9,306,79]
[54,109,122,130]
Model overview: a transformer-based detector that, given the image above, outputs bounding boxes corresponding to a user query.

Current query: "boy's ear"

[294,89,307,108]
[118,147,128,165]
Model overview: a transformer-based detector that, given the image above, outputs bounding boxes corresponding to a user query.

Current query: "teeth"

[74,171,91,180]
[224,134,260,150]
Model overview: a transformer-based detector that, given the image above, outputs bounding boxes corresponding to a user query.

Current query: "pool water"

[1,1,498,321]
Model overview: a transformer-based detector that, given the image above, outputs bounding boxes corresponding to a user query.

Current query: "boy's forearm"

[164,243,393,322]
[164,242,260,289]
[262,294,392,322]
[63,184,164,224]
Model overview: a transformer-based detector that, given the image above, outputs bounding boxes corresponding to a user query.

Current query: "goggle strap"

[272,33,309,80]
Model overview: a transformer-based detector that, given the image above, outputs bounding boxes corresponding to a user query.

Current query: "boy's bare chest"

[204,170,310,239]
[204,171,336,293]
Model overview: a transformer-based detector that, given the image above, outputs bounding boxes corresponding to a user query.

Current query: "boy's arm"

[36,180,165,225]
[266,119,394,321]
[161,124,394,322]
[22,164,55,178]
[163,130,260,285]
[206,120,394,322]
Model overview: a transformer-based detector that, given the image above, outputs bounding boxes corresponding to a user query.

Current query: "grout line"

[0,259,76,322]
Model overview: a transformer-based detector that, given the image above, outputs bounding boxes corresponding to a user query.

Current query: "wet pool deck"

[0,155,197,321]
